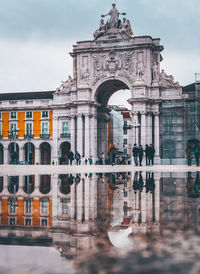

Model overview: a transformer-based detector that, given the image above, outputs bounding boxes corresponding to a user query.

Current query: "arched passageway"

[23,175,35,194]
[0,144,3,164]
[8,176,19,194]
[60,142,71,164]
[40,175,51,194]
[40,142,51,165]
[8,143,19,164]
[24,142,35,164]
[95,79,130,158]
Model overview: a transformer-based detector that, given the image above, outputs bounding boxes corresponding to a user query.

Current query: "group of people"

[185,142,200,166]
[59,150,93,166]
[132,144,155,166]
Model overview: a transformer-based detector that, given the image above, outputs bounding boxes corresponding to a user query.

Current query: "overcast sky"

[0,0,199,99]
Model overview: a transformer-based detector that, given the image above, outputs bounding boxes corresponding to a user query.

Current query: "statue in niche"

[101,3,126,29]
[152,62,159,82]
[81,65,89,81]
[56,75,74,93]
[159,69,180,88]
[136,61,144,79]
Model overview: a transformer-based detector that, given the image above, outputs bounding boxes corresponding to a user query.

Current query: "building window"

[62,122,69,134]
[124,181,127,188]
[41,219,48,226]
[10,123,17,132]
[123,128,127,135]
[26,123,33,136]
[42,111,48,118]
[41,123,49,134]
[190,117,196,131]
[25,218,32,226]
[9,199,17,214]
[10,112,17,119]
[164,118,172,133]
[124,121,127,127]
[41,199,49,214]
[9,218,16,225]
[123,139,127,145]
[25,199,32,214]
[61,198,70,215]
[124,148,127,155]
[124,191,128,197]
[26,111,32,119]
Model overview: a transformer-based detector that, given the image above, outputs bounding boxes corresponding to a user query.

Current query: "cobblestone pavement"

[0,164,200,176]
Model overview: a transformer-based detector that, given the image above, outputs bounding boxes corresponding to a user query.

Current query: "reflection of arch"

[59,174,71,195]
[40,142,51,165]
[23,175,35,194]
[24,142,35,164]
[94,79,130,105]
[60,142,71,165]
[8,176,19,194]
[0,144,3,164]
[8,143,19,164]
[0,176,3,192]
[40,175,51,194]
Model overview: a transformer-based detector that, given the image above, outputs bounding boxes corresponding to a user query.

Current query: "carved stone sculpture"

[136,61,144,79]
[102,3,122,29]
[56,75,74,93]
[152,62,159,82]
[81,66,89,81]
[159,69,180,88]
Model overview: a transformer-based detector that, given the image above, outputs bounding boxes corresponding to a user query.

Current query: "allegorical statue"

[56,75,74,93]
[101,3,126,29]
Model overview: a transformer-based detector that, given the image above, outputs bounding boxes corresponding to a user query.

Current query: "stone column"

[77,114,83,157]
[76,179,83,221]
[90,115,97,160]
[70,115,76,154]
[35,146,40,165]
[84,177,90,221]
[19,146,24,162]
[146,114,153,145]
[154,112,160,158]
[132,112,139,145]
[52,117,58,164]
[84,114,90,159]
[90,177,97,220]
[70,182,75,219]
[4,147,8,164]
[141,112,146,147]
[155,178,160,222]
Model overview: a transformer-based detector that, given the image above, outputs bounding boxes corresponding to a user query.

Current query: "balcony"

[60,133,71,138]
[24,134,34,139]
[8,134,18,140]
[40,134,50,139]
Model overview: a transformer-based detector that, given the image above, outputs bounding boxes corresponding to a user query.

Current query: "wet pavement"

[0,170,200,273]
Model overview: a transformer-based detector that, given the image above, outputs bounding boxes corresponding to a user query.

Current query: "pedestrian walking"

[68,150,74,165]
[195,142,200,166]
[185,144,192,166]
[145,144,150,166]
[138,145,144,166]
[75,151,81,165]
[132,144,139,166]
[149,144,155,166]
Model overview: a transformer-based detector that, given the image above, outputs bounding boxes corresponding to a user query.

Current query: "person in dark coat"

[138,145,144,166]
[185,144,192,166]
[75,151,81,165]
[145,144,150,166]
[132,144,139,166]
[149,144,155,166]
[68,150,74,165]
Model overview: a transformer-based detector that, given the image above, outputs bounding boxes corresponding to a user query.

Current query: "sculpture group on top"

[93,3,133,40]
[159,69,180,88]
[56,75,75,93]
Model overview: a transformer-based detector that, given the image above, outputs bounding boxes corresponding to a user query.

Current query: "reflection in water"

[0,172,200,273]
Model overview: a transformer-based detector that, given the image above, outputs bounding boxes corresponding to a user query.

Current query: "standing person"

[132,144,139,166]
[195,142,200,166]
[149,144,155,166]
[68,150,74,165]
[138,145,144,166]
[145,144,150,166]
[185,144,192,166]
[75,151,81,165]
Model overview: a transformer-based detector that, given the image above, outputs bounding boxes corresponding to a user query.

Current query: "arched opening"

[59,142,71,165]
[59,174,71,195]
[0,176,3,192]
[8,176,19,194]
[8,143,19,164]
[95,79,131,161]
[24,142,35,164]
[0,144,4,164]
[23,175,35,194]
[40,175,51,194]
[40,142,51,165]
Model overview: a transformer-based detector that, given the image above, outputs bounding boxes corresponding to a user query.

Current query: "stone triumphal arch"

[52,4,180,163]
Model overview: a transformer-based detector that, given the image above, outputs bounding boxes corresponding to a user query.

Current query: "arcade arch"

[40,142,51,165]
